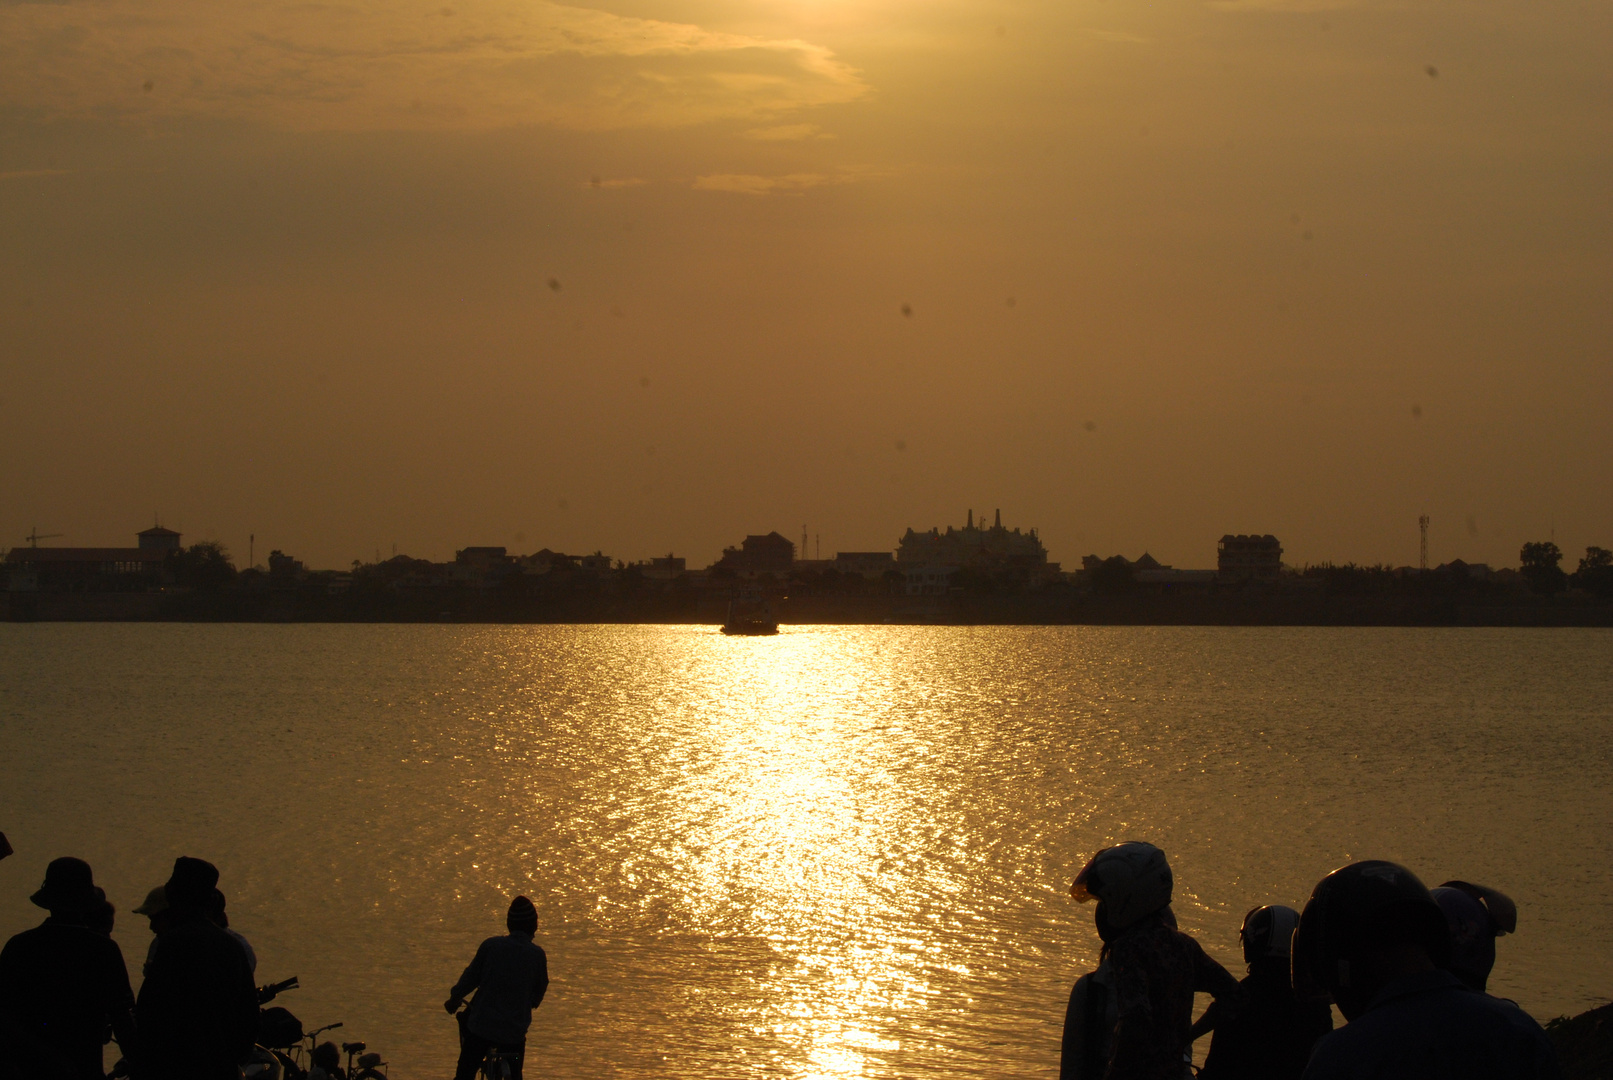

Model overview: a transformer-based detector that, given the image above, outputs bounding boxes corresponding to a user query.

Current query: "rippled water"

[2,625,1610,1078]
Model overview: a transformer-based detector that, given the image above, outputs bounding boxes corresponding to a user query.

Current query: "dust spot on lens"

[1411,404,1423,418]
[1006,296,1017,308]
[895,439,907,451]
[548,278,562,292]
[639,376,650,388]
[142,79,154,93]
[558,498,570,510]
[1425,65,1440,78]
[901,303,913,318]
[514,531,525,544]
[1083,420,1097,432]
[590,175,602,188]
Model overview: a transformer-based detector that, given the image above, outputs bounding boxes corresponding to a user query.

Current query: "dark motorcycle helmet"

[1292,860,1451,1003]
[1241,904,1300,967]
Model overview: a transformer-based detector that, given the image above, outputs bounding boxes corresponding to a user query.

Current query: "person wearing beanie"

[444,895,550,1080]
[134,857,259,1080]
[0,857,138,1080]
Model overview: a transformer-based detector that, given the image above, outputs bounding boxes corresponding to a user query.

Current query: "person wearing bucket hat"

[0,857,138,1079]
[135,857,259,1080]
[1062,843,1240,1080]
[1294,860,1559,1079]
[445,895,550,1080]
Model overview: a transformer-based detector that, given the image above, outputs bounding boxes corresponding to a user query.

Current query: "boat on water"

[721,617,779,636]
[722,592,779,635]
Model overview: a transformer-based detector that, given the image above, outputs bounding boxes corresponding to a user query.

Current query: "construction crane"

[1419,515,1430,570]
[25,527,63,548]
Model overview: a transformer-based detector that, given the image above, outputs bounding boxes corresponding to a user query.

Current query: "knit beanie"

[507,895,538,935]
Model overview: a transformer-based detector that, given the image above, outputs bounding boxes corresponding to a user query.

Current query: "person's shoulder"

[1468,992,1556,1045]
[1303,1018,1380,1079]
[1,923,45,948]
[0,924,43,964]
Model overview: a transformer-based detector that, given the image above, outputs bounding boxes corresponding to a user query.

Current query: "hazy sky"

[3,0,1609,571]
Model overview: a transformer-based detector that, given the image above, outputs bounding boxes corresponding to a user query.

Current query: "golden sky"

[2,0,1608,570]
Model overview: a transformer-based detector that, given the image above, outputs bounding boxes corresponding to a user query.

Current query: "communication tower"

[1419,514,1430,570]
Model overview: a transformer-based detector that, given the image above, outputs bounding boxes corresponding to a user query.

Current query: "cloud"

[692,172,839,195]
[586,176,648,189]
[1073,28,1150,44]
[745,122,828,141]
[0,0,868,131]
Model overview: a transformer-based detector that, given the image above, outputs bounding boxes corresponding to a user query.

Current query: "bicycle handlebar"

[257,976,299,1004]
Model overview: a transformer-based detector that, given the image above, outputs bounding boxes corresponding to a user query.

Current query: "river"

[2,624,1609,1077]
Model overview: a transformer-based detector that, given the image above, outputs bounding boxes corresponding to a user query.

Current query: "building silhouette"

[1217,534,1283,582]
[5,527,179,592]
[712,532,795,575]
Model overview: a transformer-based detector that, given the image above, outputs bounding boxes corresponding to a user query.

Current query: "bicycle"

[453,1006,521,1080]
[340,1039,389,1080]
[477,1045,520,1080]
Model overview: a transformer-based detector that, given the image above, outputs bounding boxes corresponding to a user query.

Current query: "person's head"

[30,856,99,920]
[1070,842,1173,942]
[163,856,220,914]
[311,1042,340,1071]
[133,885,174,934]
[206,888,230,929]
[507,895,538,938]
[86,889,116,935]
[1240,904,1300,976]
[1292,860,1451,1020]
[1431,880,1516,992]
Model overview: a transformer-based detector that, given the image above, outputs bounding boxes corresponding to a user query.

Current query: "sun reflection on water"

[669,631,930,1077]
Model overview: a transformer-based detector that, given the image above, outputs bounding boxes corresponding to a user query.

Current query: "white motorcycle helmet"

[1070,842,1174,929]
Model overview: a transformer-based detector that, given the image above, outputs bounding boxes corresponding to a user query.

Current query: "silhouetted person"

[308,1041,342,1080]
[1193,905,1332,1080]
[1293,860,1560,1080]
[85,889,116,937]
[1430,880,1516,993]
[1062,842,1239,1080]
[134,857,259,1080]
[445,896,549,1080]
[131,887,174,978]
[205,887,258,975]
[0,857,137,1080]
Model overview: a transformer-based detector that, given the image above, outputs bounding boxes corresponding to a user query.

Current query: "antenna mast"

[1419,515,1430,570]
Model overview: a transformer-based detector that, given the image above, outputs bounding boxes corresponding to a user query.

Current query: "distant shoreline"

[6,591,1612,627]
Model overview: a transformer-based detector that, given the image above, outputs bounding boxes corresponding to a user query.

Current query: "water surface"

[2,625,1609,1077]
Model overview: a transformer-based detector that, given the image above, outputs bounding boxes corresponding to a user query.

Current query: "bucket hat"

[30,857,97,912]
[164,856,220,910]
